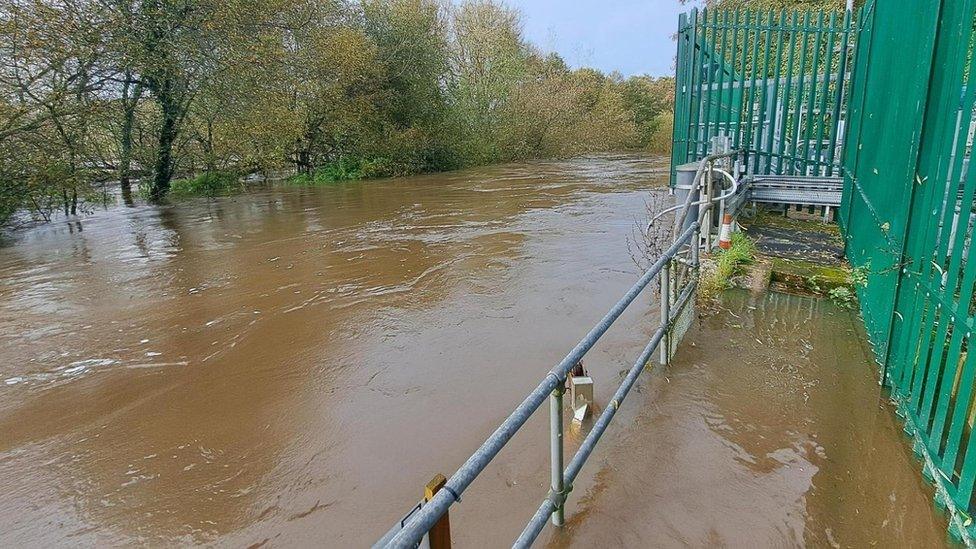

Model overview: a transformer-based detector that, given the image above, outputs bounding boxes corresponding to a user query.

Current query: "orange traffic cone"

[718,213,733,249]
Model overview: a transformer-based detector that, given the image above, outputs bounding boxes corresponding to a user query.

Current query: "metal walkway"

[746,175,843,207]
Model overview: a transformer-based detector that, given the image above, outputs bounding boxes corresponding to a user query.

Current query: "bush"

[699,232,756,302]
[169,171,240,197]
[647,111,674,154]
[0,179,25,226]
[288,156,394,186]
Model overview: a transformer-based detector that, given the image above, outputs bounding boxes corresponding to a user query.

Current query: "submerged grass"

[699,232,757,302]
[169,171,241,197]
[286,157,392,186]
[163,156,395,199]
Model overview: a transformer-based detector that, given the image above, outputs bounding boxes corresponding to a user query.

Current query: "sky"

[507,0,698,78]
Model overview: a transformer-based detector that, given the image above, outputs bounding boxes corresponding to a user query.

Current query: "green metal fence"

[674,1,976,540]
[672,7,858,183]
[840,0,976,541]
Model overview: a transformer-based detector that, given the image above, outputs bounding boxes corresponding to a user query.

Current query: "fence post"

[549,385,565,526]
[424,474,452,549]
[704,162,714,251]
[660,260,671,365]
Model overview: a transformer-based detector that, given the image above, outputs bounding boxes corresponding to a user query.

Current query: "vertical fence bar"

[816,11,838,176]
[549,385,564,526]
[723,10,739,138]
[733,10,750,150]
[745,9,762,172]
[714,10,728,140]
[826,9,852,176]
[672,10,693,181]
[699,8,714,159]
[753,10,774,173]
[777,11,798,174]
[688,8,702,162]
[705,9,720,155]
[792,11,811,176]
[660,261,671,365]
[766,9,786,173]
[802,11,826,175]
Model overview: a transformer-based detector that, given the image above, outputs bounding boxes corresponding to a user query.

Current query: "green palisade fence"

[675,1,976,540]
[672,7,857,184]
[841,0,976,540]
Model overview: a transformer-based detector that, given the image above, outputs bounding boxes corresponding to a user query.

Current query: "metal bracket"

[546,482,573,510]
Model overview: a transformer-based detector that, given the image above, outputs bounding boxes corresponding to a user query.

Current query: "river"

[0,154,950,547]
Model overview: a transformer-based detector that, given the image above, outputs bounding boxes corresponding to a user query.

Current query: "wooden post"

[424,474,452,549]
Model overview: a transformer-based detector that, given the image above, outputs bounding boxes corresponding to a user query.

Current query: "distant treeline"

[0,0,675,226]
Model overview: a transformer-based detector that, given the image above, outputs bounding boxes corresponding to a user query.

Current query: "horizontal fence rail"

[672,7,858,184]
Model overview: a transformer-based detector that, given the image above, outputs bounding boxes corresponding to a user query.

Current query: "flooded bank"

[555,290,951,548]
[0,154,948,546]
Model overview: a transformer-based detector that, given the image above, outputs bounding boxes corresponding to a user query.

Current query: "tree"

[0,0,679,227]
[448,0,528,164]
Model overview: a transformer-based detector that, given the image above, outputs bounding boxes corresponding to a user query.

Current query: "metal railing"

[377,153,738,548]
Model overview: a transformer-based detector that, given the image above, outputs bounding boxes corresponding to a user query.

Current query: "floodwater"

[0,154,949,547]
[557,290,952,548]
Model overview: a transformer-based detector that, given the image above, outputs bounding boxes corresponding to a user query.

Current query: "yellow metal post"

[424,474,452,549]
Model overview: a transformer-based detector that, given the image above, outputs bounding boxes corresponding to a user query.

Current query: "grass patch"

[287,157,392,186]
[699,232,757,302]
[169,171,241,197]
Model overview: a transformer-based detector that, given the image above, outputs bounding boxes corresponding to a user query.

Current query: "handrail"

[381,222,701,548]
[671,150,741,238]
[514,276,698,547]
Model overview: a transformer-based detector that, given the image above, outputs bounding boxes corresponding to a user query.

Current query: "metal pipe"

[549,387,564,527]
[648,168,741,226]
[660,261,671,365]
[704,165,714,251]
[384,223,700,548]
[671,151,741,238]
[515,280,698,548]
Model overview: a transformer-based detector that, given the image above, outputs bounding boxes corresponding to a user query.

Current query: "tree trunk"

[149,88,180,200]
[119,77,142,200]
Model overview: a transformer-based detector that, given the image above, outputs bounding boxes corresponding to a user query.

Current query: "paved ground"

[740,209,844,266]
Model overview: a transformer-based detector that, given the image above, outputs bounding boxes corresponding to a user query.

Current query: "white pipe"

[648,168,739,227]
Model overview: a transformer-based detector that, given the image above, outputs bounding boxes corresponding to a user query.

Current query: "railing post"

[660,260,671,365]
[425,474,452,549]
[549,385,565,526]
[704,163,714,251]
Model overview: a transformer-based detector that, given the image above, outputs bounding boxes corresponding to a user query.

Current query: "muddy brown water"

[0,154,950,547]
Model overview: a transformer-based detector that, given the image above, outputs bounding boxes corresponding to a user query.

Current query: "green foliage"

[700,232,757,301]
[826,265,866,309]
[169,172,241,197]
[828,285,857,309]
[850,265,869,287]
[0,0,676,226]
[287,157,394,185]
[0,179,25,226]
